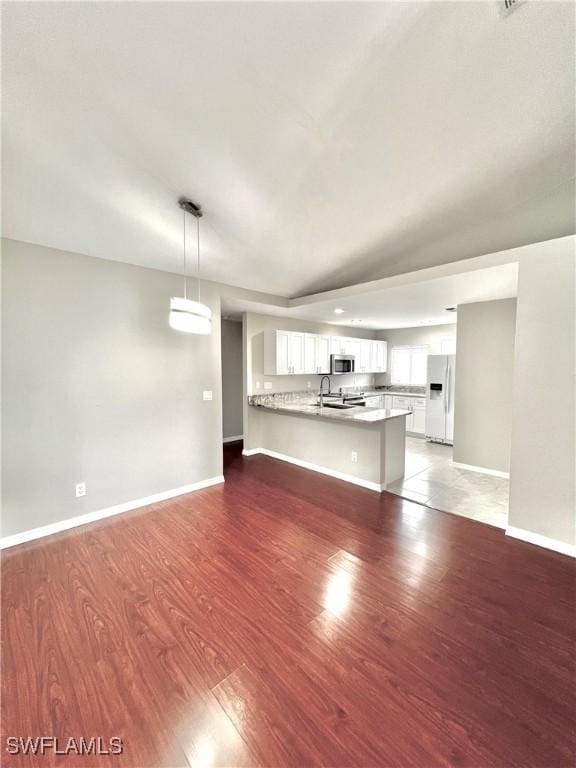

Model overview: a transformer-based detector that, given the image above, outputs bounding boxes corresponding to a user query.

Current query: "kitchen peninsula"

[245,393,412,492]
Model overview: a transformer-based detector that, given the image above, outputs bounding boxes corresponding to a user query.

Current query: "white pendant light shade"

[170,197,212,335]
[169,297,211,334]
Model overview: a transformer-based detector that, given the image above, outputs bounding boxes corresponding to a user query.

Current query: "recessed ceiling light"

[334,308,345,314]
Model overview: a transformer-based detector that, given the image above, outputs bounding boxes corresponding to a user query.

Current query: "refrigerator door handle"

[444,359,449,414]
[446,363,450,413]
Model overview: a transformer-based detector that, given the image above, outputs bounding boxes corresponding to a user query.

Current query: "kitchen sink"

[319,402,356,409]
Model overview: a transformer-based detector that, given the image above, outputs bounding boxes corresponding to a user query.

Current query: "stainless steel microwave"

[330,354,355,374]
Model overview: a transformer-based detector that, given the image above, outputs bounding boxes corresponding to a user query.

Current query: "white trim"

[241,447,383,492]
[242,448,261,456]
[0,476,225,551]
[452,461,510,479]
[505,526,576,558]
[223,435,244,443]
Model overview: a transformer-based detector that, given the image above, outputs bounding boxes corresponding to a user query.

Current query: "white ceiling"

[3,2,574,298]
[221,259,519,330]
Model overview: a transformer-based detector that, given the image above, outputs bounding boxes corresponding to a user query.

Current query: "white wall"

[2,239,224,538]
[508,237,575,548]
[453,299,516,473]
[376,324,456,385]
[221,319,243,439]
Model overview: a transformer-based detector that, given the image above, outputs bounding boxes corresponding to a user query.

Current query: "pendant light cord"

[197,215,201,303]
[180,200,203,304]
[183,209,187,300]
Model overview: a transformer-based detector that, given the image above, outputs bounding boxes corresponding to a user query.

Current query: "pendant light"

[169,197,212,335]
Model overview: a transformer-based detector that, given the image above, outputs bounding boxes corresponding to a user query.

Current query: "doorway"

[221,316,244,450]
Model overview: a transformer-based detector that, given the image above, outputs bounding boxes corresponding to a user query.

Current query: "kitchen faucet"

[319,375,331,407]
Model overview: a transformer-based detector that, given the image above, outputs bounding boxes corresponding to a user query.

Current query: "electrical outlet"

[307,381,311,388]
[264,382,273,390]
[75,482,86,498]
[351,451,358,463]
[203,390,213,401]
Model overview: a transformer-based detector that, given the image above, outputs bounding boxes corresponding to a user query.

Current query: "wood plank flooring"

[2,441,575,767]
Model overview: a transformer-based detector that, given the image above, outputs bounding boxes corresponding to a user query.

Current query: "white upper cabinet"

[357,340,372,372]
[344,337,361,360]
[304,333,317,374]
[264,330,305,375]
[330,336,345,355]
[264,331,387,375]
[314,334,331,374]
[306,333,330,373]
[303,333,330,374]
[371,340,387,373]
[289,331,305,374]
[273,330,290,375]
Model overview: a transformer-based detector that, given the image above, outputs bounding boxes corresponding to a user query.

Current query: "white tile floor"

[388,437,509,529]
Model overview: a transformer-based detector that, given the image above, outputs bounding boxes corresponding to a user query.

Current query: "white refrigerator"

[425,354,455,444]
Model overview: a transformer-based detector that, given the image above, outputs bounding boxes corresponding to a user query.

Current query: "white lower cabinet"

[392,396,413,431]
[410,399,426,435]
[391,395,426,434]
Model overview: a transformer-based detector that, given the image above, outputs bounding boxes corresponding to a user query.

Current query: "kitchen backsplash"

[250,372,374,395]
[249,383,426,406]
[379,384,427,395]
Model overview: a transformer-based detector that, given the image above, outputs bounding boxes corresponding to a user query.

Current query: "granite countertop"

[249,401,412,424]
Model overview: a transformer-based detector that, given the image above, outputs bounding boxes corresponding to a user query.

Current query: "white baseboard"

[452,461,510,479]
[506,526,575,558]
[241,446,383,492]
[223,435,244,443]
[0,475,225,551]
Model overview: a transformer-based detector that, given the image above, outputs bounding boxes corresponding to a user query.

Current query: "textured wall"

[2,239,223,537]
[453,299,516,473]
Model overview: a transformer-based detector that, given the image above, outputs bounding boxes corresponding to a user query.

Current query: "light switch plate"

[203,390,213,401]
[351,451,358,463]
[264,382,273,390]
[255,381,261,389]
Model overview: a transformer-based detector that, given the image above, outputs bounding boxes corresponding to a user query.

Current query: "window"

[390,345,429,385]
[440,337,456,354]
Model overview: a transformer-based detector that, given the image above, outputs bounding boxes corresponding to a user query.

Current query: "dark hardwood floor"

[2,441,575,767]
